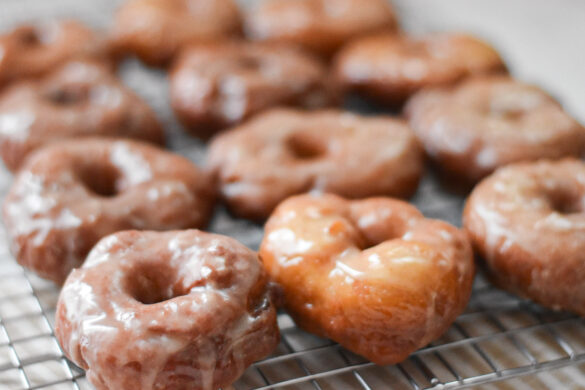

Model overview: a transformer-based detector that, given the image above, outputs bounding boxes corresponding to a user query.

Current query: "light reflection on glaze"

[406,76,585,182]
[464,159,585,316]
[2,138,215,284]
[0,59,164,172]
[170,42,337,137]
[260,193,474,365]
[208,108,424,220]
[55,230,279,390]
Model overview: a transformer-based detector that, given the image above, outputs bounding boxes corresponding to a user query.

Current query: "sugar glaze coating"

[0,60,164,171]
[3,138,215,284]
[406,76,585,182]
[55,230,279,390]
[245,0,398,57]
[111,0,242,65]
[0,20,108,87]
[260,193,474,364]
[334,33,506,105]
[208,109,424,220]
[170,42,338,138]
[464,159,585,315]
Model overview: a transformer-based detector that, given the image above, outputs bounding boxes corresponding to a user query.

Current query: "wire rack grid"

[1,0,585,389]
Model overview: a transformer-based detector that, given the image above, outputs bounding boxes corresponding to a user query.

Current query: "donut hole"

[77,163,121,197]
[285,132,327,160]
[45,87,89,106]
[546,189,584,214]
[16,28,41,46]
[489,105,525,120]
[126,263,185,305]
[235,56,263,71]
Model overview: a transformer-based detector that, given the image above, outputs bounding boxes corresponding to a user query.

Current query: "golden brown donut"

[260,193,474,364]
[55,229,279,390]
[334,33,506,106]
[464,159,585,316]
[0,59,164,172]
[405,76,585,182]
[207,108,424,220]
[0,20,107,88]
[110,0,242,66]
[170,42,338,138]
[2,138,215,284]
[245,0,398,58]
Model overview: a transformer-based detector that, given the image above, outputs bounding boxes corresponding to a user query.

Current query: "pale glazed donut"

[0,59,164,172]
[207,108,424,220]
[3,138,215,284]
[464,159,585,315]
[55,229,279,390]
[0,20,108,88]
[170,42,338,138]
[110,0,242,66]
[405,76,585,182]
[334,33,506,106]
[260,193,474,364]
[245,0,398,58]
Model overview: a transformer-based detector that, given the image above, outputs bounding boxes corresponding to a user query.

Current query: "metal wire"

[0,0,585,389]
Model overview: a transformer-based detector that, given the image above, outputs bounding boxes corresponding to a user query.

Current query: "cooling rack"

[1,0,584,389]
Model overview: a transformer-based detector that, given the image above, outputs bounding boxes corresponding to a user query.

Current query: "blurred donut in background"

[0,20,108,88]
[405,76,585,182]
[334,32,506,106]
[110,0,242,66]
[245,0,398,58]
[170,41,339,138]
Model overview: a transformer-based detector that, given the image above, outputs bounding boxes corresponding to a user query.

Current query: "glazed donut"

[55,229,279,390]
[3,138,215,284]
[0,59,164,172]
[245,0,398,58]
[0,20,107,88]
[405,76,585,182]
[464,159,585,315]
[260,193,474,364]
[334,33,506,106]
[208,109,424,220]
[110,0,242,66]
[170,42,338,138]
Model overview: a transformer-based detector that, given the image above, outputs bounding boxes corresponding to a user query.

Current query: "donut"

[0,20,107,88]
[110,0,242,66]
[464,159,585,315]
[55,229,279,390]
[405,76,585,182]
[0,59,164,172]
[170,42,338,138]
[2,138,215,284]
[207,109,424,220]
[260,193,474,364]
[245,0,398,58]
[334,33,506,106]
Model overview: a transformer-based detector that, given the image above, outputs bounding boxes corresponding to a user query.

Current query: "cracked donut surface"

[55,229,279,390]
[207,108,423,220]
[464,159,585,315]
[260,193,474,364]
[3,138,215,284]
